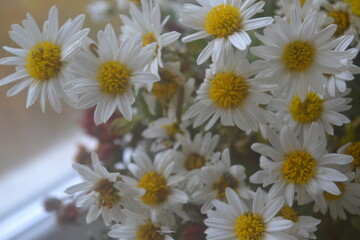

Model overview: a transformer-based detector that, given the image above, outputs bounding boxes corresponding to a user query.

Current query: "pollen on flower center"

[25,41,62,81]
[97,61,131,95]
[136,222,164,240]
[205,4,242,38]
[162,122,184,139]
[209,72,249,108]
[289,92,323,123]
[281,40,315,72]
[142,32,158,49]
[324,182,345,201]
[138,171,170,206]
[213,173,239,201]
[93,179,120,209]
[328,11,350,36]
[344,0,360,17]
[300,0,306,7]
[185,153,206,170]
[282,150,317,184]
[346,141,360,168]
[277,206,299,223]
[234,213,265,240]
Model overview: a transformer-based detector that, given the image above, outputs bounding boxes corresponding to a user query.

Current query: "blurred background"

[0,0,100,175]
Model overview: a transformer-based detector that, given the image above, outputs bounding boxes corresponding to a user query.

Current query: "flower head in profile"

[323,34,360,96]
[313,171,360,220]
[192,148,255,213]
[251,9,356,101]
[143,61,195,115]
[183,49,274,132]
[67,24,159,124]
[173,132,221,193]
[205,188,296,240]
[180,0,273,65]
[250,123,353,208]
[276,204,321,239]
[108,209,174,240]
[65,152,141,226]
[142,109,190,152]
[120,0,180,76]
[0,6,89,112]
[338,141,360,183]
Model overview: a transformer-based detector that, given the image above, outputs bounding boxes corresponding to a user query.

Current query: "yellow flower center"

[324,182,345,201]
[93,179,121,209]
[277,206,299,223]
[209,72,249,109]
[136,222,164,240]
[344,0,360,17]
[162,122,184,139]
[328,11,350,37]
[138,171,170,206]
[282,150,316,184]
[213,173,239,201]
[234,213,265,240]
[289,92,323,124]
[151,69,179,99]
[97,61,131,95]
[205,4,242,38]
[25,41,62,81]
[346,141,360,168]
[281,40,315,72]
[185,153,206,170]
[142,32,158,51]
[300,0,306,7]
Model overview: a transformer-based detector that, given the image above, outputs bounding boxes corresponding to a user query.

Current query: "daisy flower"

[180,0,273,65]
[276,204,321,239]
[65,152,141,226]
[120,0,181,76]
[313,171,360,220]
[251,9,355,101]
[324,34,360,96]
[0,6,89,112]
[250,123,353,208]
[205,188,296,240]
[268,89,352,136]
[123,149,188,224]
[183,49,274,132]
[142,61,195,115]
[67,24,159,124]
[173,132,221,193]
[338,141,360,183]
[142,110,190,152]
[320,0,359,39]
[192,148,255,213]
[108,209,174,240]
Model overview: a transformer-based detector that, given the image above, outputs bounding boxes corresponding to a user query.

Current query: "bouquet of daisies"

[1,0,360,239]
